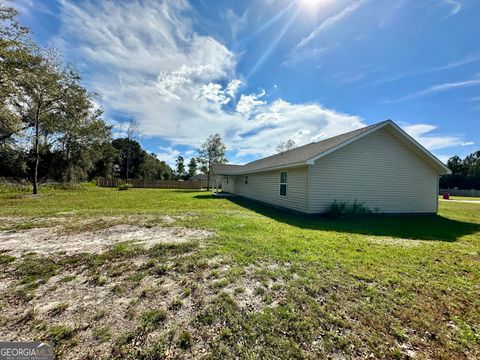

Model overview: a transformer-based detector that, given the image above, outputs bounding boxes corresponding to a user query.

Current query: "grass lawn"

[439,195,480,201]
[1,184,479,359]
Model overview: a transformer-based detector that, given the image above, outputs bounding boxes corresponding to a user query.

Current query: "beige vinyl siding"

[222,176,235,193]
[308,127,439,214]
[234,167,308,213]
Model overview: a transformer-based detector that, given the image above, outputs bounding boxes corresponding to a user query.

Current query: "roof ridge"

[241,120,388,167]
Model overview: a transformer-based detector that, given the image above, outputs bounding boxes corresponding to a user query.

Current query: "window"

[244,176,248,185]
[226,177,229,184]
[280,172,287,196]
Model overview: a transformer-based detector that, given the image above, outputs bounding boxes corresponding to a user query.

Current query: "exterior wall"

[233,167,309,213]
[222,176,235,193]
[308,127,439,214]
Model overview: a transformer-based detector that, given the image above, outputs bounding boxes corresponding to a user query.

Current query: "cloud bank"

[57,0,469,165]
[58,0,369,163]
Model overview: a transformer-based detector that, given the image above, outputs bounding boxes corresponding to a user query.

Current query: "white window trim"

[279,171,287,196]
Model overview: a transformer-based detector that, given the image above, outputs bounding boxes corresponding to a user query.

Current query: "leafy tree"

[112,138,145,180]
[446,156,466,175]
[89,142,119,179]
[441,151,480,189]
[13,49,66,194]
[0,1,35,143]
[55,67,112,183]
[187,157,197,179]
[0,142,27,178]
[276,139,296,153]
[197,133,227,190]
[175,155,185,180]
[464,151,480,177]
[139,153,172,180]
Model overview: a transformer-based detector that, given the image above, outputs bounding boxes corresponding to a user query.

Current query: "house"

[211,120,451,214]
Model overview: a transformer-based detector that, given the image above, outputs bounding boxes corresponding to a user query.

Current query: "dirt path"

[0,224,213,257]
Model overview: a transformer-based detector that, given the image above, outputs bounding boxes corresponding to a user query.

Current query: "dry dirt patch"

[0,224,213,257]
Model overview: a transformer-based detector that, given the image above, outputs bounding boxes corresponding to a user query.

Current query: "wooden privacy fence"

[439,188,480,197]
[97,178,202,189]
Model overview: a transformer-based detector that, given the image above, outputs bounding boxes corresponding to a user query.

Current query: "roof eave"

[214,161,309,175]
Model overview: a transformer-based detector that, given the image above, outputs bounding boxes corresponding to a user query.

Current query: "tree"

[89,142,119,179]
[440,151,480,190]
[187,157,197,179]
[446,156,466,175]
[139,153,173,180]
[276,139,296,153]
[175,155,185,179]
[197,133,227,190]
[112,138,144,180]
[55,67,112,183]
[0,1,35,143]
[464,151,480,177]
[13,49,66,194]
[124,116,139,181]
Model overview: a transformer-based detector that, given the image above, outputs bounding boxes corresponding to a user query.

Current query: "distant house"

[212,120,451,214]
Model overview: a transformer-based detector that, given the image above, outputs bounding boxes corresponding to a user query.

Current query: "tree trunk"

[206,170,210,191]
[33,117,40,195]
[206,162,211,191]
[125,145,130,182]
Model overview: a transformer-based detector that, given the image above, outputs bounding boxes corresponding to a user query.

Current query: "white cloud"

[295,0,368,50]
[403,124,469,151]
[57,0,467,165]
[196,83,231,105]
[232,99,366,158]
[236,90,266,115]
[437,155,451,164]
[443,0,462,18]
[460,141,474,146]
[376,52,480,85]
[283,46,333,67]
[226,79,242,98]
[14,0,53,17]
[156,146,181,168]
[388,79,480,103]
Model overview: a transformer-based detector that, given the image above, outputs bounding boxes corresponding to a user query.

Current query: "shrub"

[326,200,372,218]
[118,183,133,191]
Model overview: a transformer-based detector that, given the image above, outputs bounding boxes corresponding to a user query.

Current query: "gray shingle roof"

[213,121,389,175]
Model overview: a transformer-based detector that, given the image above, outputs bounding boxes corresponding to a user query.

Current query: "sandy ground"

[0,224,213,257]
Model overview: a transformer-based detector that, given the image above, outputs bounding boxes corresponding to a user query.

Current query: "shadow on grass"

[194,193,480,242]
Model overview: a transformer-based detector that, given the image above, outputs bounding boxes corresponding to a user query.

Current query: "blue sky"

[15,0,480,166]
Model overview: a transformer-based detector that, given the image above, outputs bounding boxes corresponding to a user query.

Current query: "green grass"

[439,195,480,201]
[1,186,479,358]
